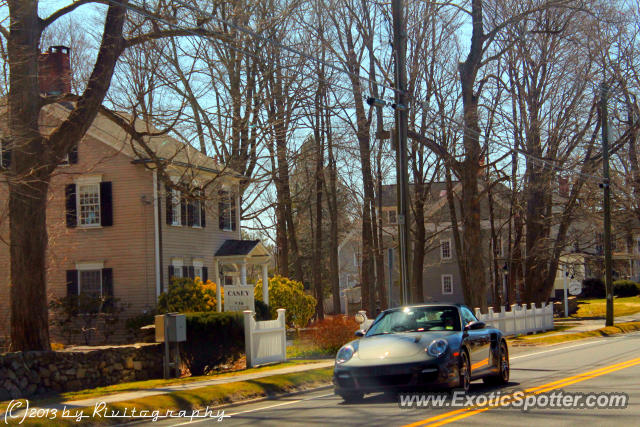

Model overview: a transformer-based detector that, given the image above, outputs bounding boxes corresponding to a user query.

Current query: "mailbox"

[155,313,186,343]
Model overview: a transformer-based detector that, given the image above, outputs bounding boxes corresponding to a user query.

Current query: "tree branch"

[408,129,461,173]
[40,0,103,30]
[125,28,228,49]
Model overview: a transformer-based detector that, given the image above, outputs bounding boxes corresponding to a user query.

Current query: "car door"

[461,306,491,377]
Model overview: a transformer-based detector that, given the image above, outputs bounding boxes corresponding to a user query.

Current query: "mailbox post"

[155,313,186,378]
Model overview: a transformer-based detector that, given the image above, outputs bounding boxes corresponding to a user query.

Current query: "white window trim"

[76,262,104,271]
[59,153,70,167]
[193,259,204,280]
[220,191,233,232]
[171,258,183,278]
[170,188,182,226]
[192,198,203,228]
[440,239,452,261]
[75,176,103,228]
[441,274,453,295]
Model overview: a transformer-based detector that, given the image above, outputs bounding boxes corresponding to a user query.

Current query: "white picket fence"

[474,303,554,336]
[243,308,287,368]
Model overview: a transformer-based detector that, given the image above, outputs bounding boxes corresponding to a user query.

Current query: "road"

[140,332,640,427]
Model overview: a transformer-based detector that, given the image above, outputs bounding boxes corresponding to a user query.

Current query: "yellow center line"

[403,357,640,427]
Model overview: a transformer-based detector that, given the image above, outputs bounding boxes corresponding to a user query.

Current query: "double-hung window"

[440,239,452,261]
[78,183,101,226]
[442,274,453,295]
[219,190,236,231]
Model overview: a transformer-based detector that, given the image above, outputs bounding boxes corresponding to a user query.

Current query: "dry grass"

[510,321,640,346]
[573,296,640,318]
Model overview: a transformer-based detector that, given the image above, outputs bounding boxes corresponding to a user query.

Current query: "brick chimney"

[39,46,71,95]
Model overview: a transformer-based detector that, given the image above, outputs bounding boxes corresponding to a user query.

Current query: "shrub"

[582,278,606,298]
[309,315,359,354]
[255,275,317,328]
[125,310,157,342]
[157,277,223,313]
[181,312,244,376]
[613,280,640,297]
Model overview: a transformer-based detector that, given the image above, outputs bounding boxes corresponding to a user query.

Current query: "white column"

[214,260,221,312]
[262,263,269,305]
[240,260,247,286]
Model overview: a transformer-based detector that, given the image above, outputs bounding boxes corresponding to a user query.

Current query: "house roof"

[40,102,243,179]
[380,182,450,206]
[215,240,261,257]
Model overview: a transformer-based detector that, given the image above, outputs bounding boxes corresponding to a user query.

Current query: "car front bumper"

[333,357,459,393]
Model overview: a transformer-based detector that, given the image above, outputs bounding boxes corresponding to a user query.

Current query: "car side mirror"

[464,321,486,331]
[355,330,365,337]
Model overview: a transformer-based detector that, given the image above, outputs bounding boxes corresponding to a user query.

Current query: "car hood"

[357,331,456,360]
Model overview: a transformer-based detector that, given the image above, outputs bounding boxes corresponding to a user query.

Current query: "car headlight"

[427,339,448,357]
[336,342,358,364]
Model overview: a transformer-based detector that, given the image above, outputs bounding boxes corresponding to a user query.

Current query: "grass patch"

[0,359,328,415]
[511,321,640,346]
[286,340,335,359]
[6,367,334,426]
[573,296,640,318]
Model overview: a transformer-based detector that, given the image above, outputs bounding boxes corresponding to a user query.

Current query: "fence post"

[531,302,537,333]
[243,310,255,368]
[277,308,287,362]
[475,307,482,322]
[487,307,495,327]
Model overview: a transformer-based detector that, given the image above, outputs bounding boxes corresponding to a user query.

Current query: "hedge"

[613,280,640,297]
[181,312,245,376]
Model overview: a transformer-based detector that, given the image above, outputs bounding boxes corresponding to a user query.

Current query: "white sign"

[224,285,255,312]
[569,281,582,296]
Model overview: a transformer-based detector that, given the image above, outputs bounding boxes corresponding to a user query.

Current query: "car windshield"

[366,306,461,336]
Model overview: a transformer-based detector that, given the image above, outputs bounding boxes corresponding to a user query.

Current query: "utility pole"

[392,0,411,305]
[601,83,614,327]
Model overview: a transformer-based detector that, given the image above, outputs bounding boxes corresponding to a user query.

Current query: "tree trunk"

[457,0,488,311]
[9,176,51,351]
[411,184,426,303]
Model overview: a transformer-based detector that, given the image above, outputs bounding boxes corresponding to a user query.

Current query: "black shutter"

[66,270,78,296]
[168,265,175,281]
[181,197,187,226]
[65,184,77,228]
[218,191,225,229]
[100,181,113,226]
[182,266,189,278]
[166,185,173,225]
[102,268,114,310]
[188,266,195,279]
[0,142,10,169]
[231,194,237,231]
[202,267,208,282]
[200,195,206,227]
[69,144,78,164]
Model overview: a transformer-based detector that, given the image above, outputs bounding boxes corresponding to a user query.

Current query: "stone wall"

[0,343,163,400]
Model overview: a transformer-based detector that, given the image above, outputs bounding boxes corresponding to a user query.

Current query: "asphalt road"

[139,332,640,427]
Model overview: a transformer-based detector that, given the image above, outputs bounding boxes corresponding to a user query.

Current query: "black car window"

[461,306,478,327]
[366,306,461,336]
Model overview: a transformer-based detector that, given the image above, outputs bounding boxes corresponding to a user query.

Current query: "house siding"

[160,183,241,289]
[0,133,157,341]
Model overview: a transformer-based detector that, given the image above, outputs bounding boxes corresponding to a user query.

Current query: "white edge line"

[511,331,639,360]
[169,393,335,426]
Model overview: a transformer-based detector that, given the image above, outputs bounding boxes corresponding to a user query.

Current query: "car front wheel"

[457,350,471,393]
[483,341,509,385]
